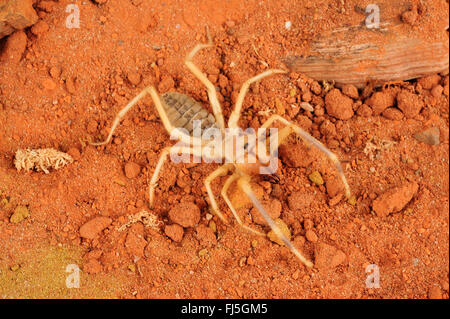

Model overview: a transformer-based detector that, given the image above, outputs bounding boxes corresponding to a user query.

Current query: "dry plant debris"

[14,148,73,174]
[118,210,162,232]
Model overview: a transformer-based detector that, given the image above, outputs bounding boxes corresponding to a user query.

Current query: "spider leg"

[228,69,287,129]
[204,164,234,223]
[220,173,265,236]
[260,115,351,198]
[90,86,174,146]
[185,39,225,130]
[149,145,204,208]
[238,176,314,268]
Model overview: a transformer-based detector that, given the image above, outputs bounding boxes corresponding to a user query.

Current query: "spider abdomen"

[161,92,218,135]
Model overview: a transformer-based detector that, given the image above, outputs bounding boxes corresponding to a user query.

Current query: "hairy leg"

[149,145,204,208]
[204,164,234,223]
[238,176,314,268]
[220,173,265,236]
[185,40,225,130]
[90,86,174,146]
[260,115,351,198]
[228,69,287,128]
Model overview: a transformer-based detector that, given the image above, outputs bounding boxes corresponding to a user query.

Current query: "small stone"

[49,66,61,79]
[431,85,444,98]
[0,31,27,64]
[10,264,20,272]
[79,216,112,239]
[341,84,359,99]
[347,195,357,206]
[10,206,29,224]
[195,224,217,248]
[165,224,184,242]
[42,78,56,90]
[128,264,136,273]
[198,248,208,257]
[414,127,440,146]
[397,90,424,119]
[267,218,291,246]
[305,230,318,242]
[127,71,141,85]
[309,171,324,186]
[365,91,395,115]
[417,75,441,90]
[284,21,292,30]
[372,182,419,218]
[168,201,201,228]
[30,20,49,36]
[325,89,354,120]
[250,198,282,226]
[314,242,346,270]
[124,162,141,179]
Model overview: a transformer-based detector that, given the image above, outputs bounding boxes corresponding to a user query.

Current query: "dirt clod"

[365,91,396,115]
[168,201,200,228]
[79,217,112,239]
[325,89,354,120]
[341,84,359,99]
[314,242,346,270]
[305,230,318,243]
[397,90,424,118]
[326,177,344,198]
[125,224,147,258]
[288,192,314,211]
[418,74,441,90]
[250,198,281,226]
[372,182,419,218]
[0,30,27,64]
[164,224,184,242]
[196,224,217,248]
[124,162,141,179]
[0,0,38,38]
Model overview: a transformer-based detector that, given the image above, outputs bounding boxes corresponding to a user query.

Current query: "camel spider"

[90,38,351,268]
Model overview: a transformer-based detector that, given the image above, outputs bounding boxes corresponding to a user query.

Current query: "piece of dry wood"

[284,22,449,88]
